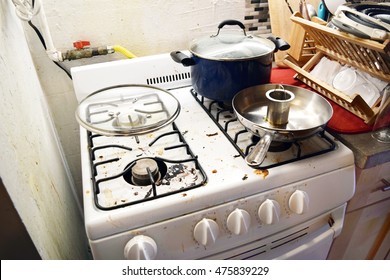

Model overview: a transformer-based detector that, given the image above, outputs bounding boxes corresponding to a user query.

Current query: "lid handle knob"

[214,19,247,37]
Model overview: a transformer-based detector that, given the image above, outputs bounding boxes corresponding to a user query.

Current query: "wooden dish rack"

[284,13,390,124]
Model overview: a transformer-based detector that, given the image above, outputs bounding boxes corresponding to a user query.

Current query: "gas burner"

[124,158,167,186]
[113,112,148,129]
[87,122,207,210]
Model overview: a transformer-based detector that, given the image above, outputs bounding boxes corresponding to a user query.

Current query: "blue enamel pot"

[171,20,289,103]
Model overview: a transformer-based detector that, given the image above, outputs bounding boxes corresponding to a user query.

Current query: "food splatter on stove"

[206,132,218,137]
[255,169,269,179]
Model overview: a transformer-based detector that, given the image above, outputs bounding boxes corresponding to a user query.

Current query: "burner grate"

[87,122,207,210]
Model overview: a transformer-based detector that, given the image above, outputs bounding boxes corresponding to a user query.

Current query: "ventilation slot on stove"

[269,228,309,251]
[146,72,191,86]
[244,228,311,260]
[222,227,311,260]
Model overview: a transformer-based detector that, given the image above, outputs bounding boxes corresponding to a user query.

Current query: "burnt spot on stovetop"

[159,164,198,187]
[143,163,199,199]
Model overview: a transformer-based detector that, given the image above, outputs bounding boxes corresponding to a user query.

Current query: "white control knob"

[258,199,281,225]
[124,235,157,260]
[193,218,220,246]
[289,190,309,215]
[227,208,251,235]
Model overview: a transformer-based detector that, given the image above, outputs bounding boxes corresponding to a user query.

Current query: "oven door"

[211,204,346,260]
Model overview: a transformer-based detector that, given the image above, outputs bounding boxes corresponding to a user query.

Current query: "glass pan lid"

[190,33,275,60]
[76,84,181,136]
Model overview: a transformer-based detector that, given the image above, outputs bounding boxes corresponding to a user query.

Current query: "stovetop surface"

[72,53,355,240]
[88,86,338,211]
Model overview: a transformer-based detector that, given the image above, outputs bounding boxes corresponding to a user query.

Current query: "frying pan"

[232,84,333,167]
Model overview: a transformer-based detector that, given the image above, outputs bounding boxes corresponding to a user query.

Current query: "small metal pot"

[232,84,333,167]
[171,20,290,103]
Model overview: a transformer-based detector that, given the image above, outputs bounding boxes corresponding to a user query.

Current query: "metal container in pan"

[232,84,333,167]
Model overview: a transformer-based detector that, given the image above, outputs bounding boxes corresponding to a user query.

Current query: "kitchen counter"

[327,130,390,260]
[328,130,390,169]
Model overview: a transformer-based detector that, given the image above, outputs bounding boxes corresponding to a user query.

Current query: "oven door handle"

[329,203,347,238]
[381,179,390,192]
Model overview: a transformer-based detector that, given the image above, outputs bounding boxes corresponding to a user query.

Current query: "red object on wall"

[73,40,91,49]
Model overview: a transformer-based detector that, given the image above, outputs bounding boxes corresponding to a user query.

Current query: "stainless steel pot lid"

[75,84,180,136]
[189,20,275,61]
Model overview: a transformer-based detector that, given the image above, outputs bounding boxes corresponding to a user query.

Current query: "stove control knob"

[227,208,251,235]
[289,190,309,215]
[258,199,281,225]
[193,218,219,246]
[124,235,157,260]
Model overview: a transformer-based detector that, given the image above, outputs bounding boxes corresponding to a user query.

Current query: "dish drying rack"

[284,13,390,124]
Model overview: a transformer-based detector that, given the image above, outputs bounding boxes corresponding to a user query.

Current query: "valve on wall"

[63,41,136,61]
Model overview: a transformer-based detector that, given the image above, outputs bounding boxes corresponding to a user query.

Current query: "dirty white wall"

[0,0,89,259]
[24,0,265,205]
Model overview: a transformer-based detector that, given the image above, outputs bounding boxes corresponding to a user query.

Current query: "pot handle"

[214,19,247,36]
[245,132,274,167]
[267,36,290,52]
[170,51,195,67]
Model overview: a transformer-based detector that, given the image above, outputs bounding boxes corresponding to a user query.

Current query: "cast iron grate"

[87,122,207,211]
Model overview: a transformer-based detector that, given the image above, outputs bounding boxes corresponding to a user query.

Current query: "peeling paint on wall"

[0,0,88,260]
[4,0,273,259]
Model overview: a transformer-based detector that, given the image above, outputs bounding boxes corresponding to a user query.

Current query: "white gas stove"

[71,52,355,260]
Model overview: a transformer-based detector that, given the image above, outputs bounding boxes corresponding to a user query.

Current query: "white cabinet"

[328,161,390,259]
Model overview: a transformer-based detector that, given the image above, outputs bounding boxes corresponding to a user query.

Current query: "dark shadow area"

[0,177,41,260]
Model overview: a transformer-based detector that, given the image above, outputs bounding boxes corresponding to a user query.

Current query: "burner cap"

[131,158,160,186]
[113,112,147,128]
